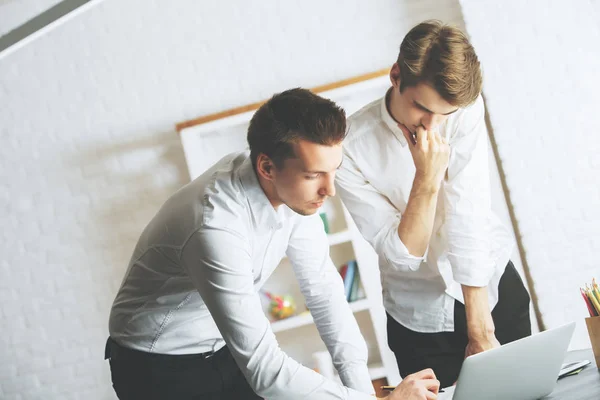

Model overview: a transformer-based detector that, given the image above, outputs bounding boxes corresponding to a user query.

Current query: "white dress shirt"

[109,152,375,399]
[335,90,514,333]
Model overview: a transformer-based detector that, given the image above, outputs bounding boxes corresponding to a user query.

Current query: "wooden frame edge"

[482,93,545,332]
[175,68,390,133]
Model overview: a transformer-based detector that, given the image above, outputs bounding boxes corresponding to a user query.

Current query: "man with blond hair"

[336,20,531,387]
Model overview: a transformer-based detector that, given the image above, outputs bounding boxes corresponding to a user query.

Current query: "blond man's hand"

[399,124,449,189]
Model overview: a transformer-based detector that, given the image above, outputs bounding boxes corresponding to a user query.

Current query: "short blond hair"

[397,20,482,107]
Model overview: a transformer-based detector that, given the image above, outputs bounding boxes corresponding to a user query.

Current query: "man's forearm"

[397,177,440,256]
[308,280,372,394]
[462,285,495,340]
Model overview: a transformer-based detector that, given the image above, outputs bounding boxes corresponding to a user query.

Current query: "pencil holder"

[585,316,600,369]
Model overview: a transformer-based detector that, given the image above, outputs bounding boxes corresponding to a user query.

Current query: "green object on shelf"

[319,212,329,233]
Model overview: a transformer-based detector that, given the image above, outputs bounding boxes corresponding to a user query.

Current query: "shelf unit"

[271,298,370,333]
[262,195,401,386]
[327,229,353,246]
[368,363,386,381]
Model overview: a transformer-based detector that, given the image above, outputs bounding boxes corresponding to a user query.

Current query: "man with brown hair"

[336,20,532,387]
[106,88,440,399]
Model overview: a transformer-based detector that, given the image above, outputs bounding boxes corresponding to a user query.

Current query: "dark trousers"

[105,338,261,400]
[387,261,532,388]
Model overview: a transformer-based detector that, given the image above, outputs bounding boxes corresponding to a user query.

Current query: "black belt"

[104,337,217,361]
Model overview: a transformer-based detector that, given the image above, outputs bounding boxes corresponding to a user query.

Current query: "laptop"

[438,322,576,400]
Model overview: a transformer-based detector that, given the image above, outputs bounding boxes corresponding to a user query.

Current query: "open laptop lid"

[445,322,576,400]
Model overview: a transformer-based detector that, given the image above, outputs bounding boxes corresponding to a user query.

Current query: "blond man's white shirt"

[335,92,513,333]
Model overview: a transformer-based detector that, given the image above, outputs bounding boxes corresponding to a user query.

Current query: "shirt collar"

[380,87,408,147]
[238,156,284,231]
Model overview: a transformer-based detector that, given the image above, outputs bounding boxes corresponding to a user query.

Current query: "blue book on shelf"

[344,260,356,302]
[350,266,361,302]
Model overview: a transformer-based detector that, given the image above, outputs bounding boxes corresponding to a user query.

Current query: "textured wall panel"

[460,0,600,350]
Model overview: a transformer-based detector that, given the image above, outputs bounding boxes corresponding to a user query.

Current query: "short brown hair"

[247,88,346,169]
[397,20,482,107]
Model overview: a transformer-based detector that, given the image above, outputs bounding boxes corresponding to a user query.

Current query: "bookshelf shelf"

[333,362,386,384]
[271,298,369,333]
[278,230,352,263]
[368,363,386,380]
[348,298,370,313]
[327,229,352,246]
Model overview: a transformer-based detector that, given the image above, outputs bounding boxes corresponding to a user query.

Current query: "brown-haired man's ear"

[390,63,401,89]
[256,154,275,181]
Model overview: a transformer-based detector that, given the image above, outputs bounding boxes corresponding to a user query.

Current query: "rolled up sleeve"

[335,151,424,272]
[444,96,496,287]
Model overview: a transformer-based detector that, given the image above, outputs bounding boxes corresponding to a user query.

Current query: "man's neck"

[385,86,403,124]
[256,171,282,210]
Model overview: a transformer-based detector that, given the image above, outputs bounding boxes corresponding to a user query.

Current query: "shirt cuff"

[449,253,496,286]
[383,222,426,271]
[338,363,374,396]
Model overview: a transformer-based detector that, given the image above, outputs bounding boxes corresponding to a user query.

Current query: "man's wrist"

[412,174,440,196]
[467,320,495,341]
[463,285,495,340]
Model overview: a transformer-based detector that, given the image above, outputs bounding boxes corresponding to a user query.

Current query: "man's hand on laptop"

[464,302,501,358]
[378,369,440,400]
[463,285,501,359]
[465,332,501,358]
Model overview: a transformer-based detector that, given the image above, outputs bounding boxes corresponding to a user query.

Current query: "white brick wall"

[460,0,600,350]
[0,1,465,398]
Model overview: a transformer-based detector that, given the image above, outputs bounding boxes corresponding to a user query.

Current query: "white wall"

[0,1,466,398]
[460,0,600,350]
